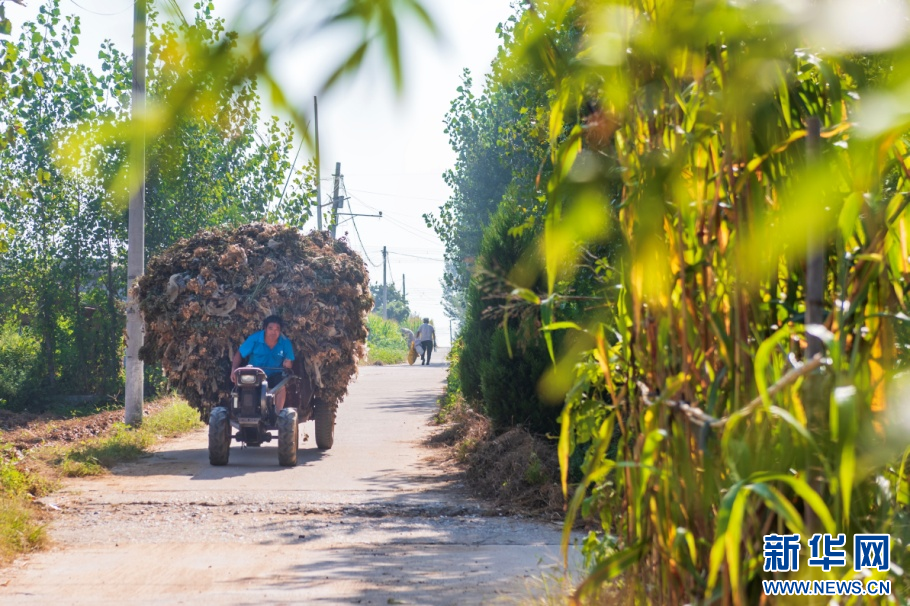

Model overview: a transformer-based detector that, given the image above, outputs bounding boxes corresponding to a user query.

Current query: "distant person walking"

[415,318,436,366]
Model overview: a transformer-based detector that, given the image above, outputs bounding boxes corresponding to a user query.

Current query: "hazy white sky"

[7,0,515,346]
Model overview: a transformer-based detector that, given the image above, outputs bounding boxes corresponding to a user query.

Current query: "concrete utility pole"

[382,246,388,320]
[124,0,146,426]
[402,274,405,302]
[314,96,322,232]
[330,162,342,238]
[125,0,147,427]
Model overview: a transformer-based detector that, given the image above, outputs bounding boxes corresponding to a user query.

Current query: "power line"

[348,194,440,244]
[70,0,136,16]
[388,251,444,261]
[350,216,380,267]
[345,186,448,203]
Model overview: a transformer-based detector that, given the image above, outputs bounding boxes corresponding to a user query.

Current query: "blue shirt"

[238,330,295,370]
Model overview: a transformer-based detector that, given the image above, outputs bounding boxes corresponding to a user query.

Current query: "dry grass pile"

[137,224,372,417]
[432,398,564,517]
[466,428,564,515]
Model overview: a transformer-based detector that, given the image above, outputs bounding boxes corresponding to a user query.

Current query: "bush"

[365,314,407,365]
[458,199,560,433]
[479,327,558,434]
[0,326,45,410]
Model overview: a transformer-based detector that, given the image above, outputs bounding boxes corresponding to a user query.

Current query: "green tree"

[0,2,118,393]
[426,5,567,323]
[369,282,410,323]
[0,0,336,404]
[141,5,315,254]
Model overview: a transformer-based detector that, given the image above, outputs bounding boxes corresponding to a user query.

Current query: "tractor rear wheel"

[277,408,299,466]
[314,400,335,450]
[208,407,231,466]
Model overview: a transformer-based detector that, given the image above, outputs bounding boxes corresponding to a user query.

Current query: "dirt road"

[1,351,578,605]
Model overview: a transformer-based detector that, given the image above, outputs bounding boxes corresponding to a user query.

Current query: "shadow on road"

[105,444,328,480]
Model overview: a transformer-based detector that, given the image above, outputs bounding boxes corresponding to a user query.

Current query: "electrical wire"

[344,186,448,204]
[388,251,444,261]
[70,0,136,16]
[348,194,440,244]
[350,214,380,268]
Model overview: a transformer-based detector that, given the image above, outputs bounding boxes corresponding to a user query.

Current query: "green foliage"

[401,315,423,335]
[365,314,407,365]
[139,400,202,437]
[139,5,317,254]
[426,5,567,323]
[437,0,910,601]
[369,281,411,323]
[53,398,201,477]
[457,199,561,434]
[0,450,48,498]
[58,422,154,476]
[480,327,557,434]
[0,325,44,409]
[0,494,45,563]
[436,336,464,419]
[469,0,910,601]
[0,0,333,408]
[0,444,49,564]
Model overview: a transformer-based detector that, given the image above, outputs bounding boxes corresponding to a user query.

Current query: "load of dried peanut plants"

[138,223,372,418]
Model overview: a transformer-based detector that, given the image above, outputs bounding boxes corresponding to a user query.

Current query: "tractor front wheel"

[277,408,299,466]
[208,407,231,466]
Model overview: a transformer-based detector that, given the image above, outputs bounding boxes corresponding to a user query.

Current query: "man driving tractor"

[231,315,295,413]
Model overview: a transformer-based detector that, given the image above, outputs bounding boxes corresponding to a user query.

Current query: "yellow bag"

[407,341,418,365]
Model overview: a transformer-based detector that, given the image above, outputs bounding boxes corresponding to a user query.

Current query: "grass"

[364,314,408,365]
[0,494,46,564]
[365,346,407,365]
[0,396,202,563]
[0,447,51,564]
[51,398,201,477]
[55,423,155,477]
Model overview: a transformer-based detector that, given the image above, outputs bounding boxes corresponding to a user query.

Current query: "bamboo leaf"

[833,386,858,525]
[725,489,749,600]
[750,473,836,534]
[510,287,540,305]
[541,321,583,332]
[706,482,745,594]
[753,325,794,410]
[748,483,805,535]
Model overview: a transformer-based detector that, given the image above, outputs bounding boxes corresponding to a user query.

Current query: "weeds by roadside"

[0,446,50,564]
[44,398,201,477]
[0,396,202,564]
[362,315,407,365]
[431,386,565,518]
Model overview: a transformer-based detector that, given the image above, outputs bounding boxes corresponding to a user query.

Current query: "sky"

[6,0,515,346]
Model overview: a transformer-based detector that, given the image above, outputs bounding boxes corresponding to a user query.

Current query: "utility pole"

[382,246,388,320]
[330,162,342,238]
[402,274,405,302]
[125,0,147,427]
[314,96,322,232]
